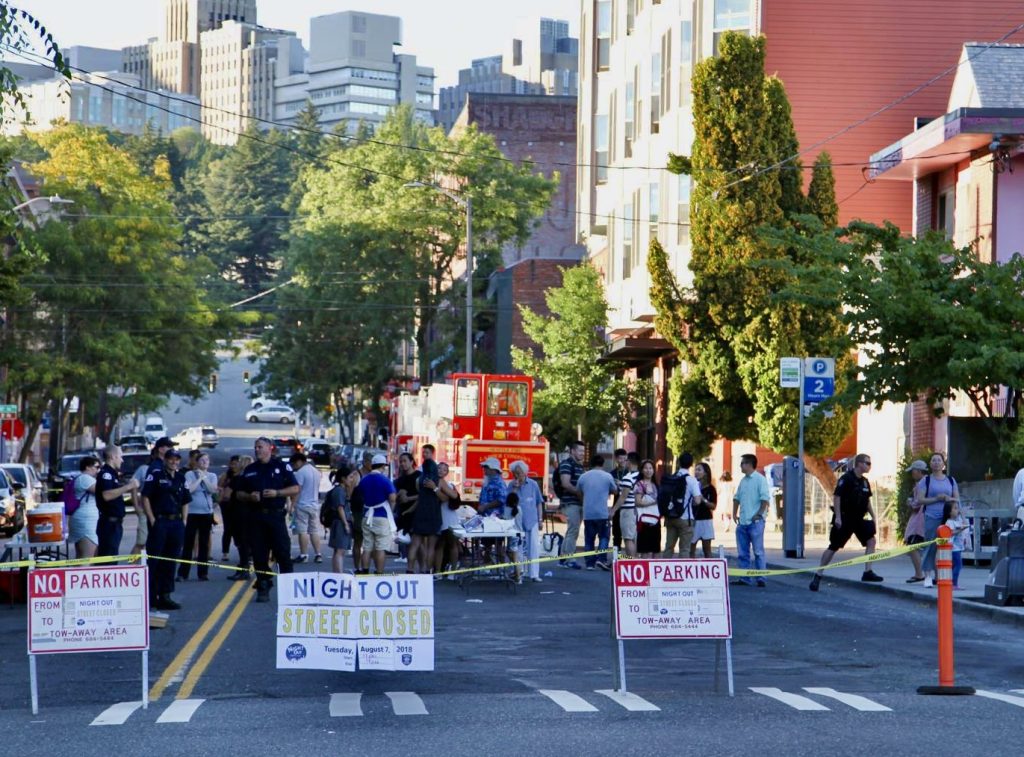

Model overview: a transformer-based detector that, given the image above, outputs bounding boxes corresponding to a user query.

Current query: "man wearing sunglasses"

[810,453,884,591]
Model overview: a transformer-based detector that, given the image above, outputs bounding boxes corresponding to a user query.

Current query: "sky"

[7,0,580,87]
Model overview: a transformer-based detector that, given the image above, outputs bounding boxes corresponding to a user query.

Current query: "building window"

[352,39,366,58]
[626,0,636,35]
[88,91,103,122]
[649,182,660,246]
[596,0,611,72]
[416,92,433,106]
[624,80,634,158]
[678,174,691,245]
[650,51,661,133]
[352,14,367,33]
[661,31,672,115]
[631,188,642,271]
[679,18,693,106]
[622,198,633,279]
[417,74,434,88]
[713,0,751,55]
[595,113,609,183]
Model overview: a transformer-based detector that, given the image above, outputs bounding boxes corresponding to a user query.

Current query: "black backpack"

[319,487,340,528]
[658,472,690,519]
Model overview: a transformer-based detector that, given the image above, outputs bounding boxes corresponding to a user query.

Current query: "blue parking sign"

[803,357,835,403]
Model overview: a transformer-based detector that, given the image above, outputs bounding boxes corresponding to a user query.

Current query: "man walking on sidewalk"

[810,453,884,591]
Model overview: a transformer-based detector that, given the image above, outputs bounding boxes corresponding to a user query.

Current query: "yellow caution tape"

[729,538,945,577]
[434,549,614,578]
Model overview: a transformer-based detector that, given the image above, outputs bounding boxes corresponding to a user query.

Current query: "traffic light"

[243,371,250,384]
[209,373,218,393]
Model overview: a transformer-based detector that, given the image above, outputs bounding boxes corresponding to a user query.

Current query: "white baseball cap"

[481,457,502,471]
[371,453,388,466]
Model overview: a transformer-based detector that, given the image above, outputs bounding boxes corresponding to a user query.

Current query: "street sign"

[0,403,17,420]
[803,357,835,403]
[613,559,732,639]
[779,358,800,389]
[1,418,26,440]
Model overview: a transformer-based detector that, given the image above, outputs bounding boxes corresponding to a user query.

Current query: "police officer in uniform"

[96,445,139,559]
[236,436,300,602]
[142,446,190,610]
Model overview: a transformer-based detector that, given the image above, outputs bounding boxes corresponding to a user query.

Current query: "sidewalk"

[747,530,1024,628]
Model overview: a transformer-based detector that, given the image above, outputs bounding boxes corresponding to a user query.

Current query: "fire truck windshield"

[455,378,480,416]
[486,381,528,417]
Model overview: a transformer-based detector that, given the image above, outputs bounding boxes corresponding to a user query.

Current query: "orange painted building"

[761,0,1024,231]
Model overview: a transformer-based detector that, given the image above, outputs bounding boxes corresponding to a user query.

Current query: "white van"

[143,416,167,445]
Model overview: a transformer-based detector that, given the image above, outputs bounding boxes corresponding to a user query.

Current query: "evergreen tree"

[648,32,852,486]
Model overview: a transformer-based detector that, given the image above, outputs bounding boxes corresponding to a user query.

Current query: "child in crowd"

[504,492,524,584]
[943,501,971,590]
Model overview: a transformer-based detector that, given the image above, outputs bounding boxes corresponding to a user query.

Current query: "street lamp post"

[6,195,75,216]
[403,181,474,373]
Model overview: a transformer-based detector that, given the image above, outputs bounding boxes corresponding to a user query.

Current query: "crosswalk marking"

[386,691,428,716]
[156,699,204,723]
[329,693,363,717]
[802,688,891,712]
[975,690,1024,708]
[538,689,599,712]
[595,689,660,712]
[90,701,143,726]
[750,687,830,711]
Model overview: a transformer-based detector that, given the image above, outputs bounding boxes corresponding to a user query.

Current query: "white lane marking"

[976,690,1024,708]
[749,687,830,711]
[385,691,428,716]
[802,687,891,712]
[329,693,363,717]
[90,701,143,726]
[538,689,598,712]
[1010,689,1024,695]
[156,699,205,723]
[595,689,660,711]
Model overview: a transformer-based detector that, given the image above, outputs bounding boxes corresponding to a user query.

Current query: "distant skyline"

[6,0,579,87]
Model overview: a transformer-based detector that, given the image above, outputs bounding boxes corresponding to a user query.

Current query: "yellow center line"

[176,579,257,700]
[149,579,247,702]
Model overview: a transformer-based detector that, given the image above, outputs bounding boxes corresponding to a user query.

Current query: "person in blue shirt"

[478,457,508,565]
[356,454,397,575]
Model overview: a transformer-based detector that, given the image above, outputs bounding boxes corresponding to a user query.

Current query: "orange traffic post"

[918,525,974,696]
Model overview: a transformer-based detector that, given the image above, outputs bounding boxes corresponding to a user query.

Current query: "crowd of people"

[61,432,996,610]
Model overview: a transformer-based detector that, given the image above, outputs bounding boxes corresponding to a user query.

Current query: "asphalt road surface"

[1,552,1022,756]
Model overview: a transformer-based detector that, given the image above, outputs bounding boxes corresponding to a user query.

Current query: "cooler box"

[26,503,65,543]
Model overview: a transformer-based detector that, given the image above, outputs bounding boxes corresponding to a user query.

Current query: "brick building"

[450,93,585,372]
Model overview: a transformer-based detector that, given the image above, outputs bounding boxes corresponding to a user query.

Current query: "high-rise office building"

[438,17,578,132]
[273,11,435,134]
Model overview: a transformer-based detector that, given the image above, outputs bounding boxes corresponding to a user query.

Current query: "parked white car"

[0,463,44,512]
[246,405,296,424]
[250,394,289,410]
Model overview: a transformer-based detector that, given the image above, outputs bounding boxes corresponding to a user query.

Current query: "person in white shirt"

[290,451,323,563]
[178,451,219,580]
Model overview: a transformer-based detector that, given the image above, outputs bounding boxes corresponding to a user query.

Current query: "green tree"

[770,219,1024,471]
[0,125,231,459]
[295,105,555,384]
[648,32,852,485]
[512,264,648,450]
[195,123,293,295]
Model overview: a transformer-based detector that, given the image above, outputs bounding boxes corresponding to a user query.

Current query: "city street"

[1,551,1022,755]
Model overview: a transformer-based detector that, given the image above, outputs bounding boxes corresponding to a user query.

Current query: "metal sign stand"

[28,554,38,715]
[141,550,149,710]
[611,550,734,697]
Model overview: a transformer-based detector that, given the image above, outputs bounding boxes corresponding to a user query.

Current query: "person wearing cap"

[809,453,884,592]
[478,458,509,565]
[509,460,544,582]
[142,447,191,610]
[356,453,397,574]
[236,437,301,602]
[904,460,928,583]
[137,437,175,557]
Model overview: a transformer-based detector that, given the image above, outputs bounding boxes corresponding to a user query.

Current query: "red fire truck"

[389,373,549,502]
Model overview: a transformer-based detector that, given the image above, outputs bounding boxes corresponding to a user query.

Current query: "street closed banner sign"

[28,566,149,654]
[613,559,732,640]
[276,573,434,672]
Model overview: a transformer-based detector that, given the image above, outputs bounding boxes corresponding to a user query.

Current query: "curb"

[766,560,1024,630]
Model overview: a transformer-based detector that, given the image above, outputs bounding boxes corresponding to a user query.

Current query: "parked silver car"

[0,468,25,536]
[0,463,45,512]
[245,405,296,424]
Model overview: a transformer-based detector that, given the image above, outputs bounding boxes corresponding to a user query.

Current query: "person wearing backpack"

[67,456,102,560]
[662,452,704,558]
[324,465,358,574]
[732,454,770,587]
[915,452,959,588]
